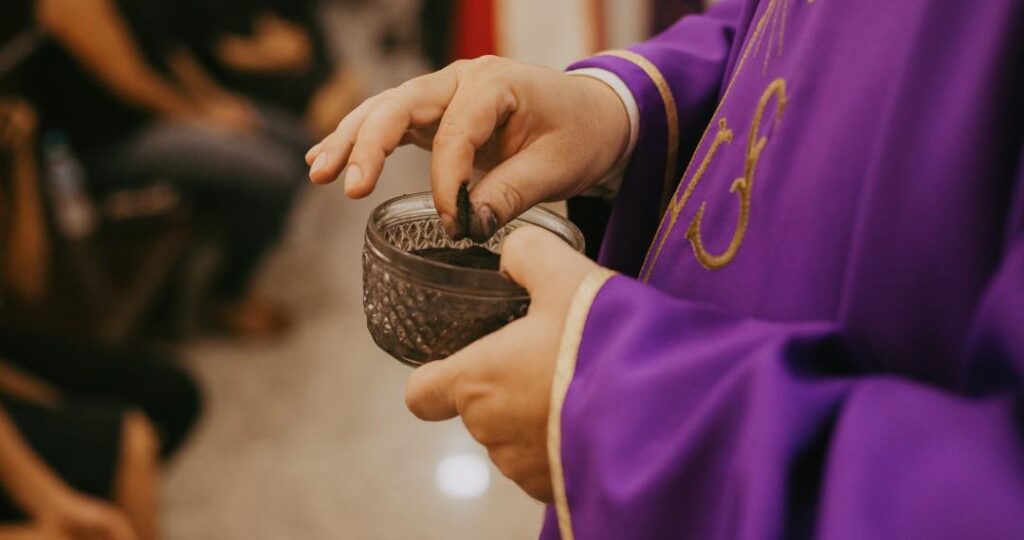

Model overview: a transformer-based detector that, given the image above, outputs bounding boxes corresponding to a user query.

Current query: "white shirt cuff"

[568,68,640,198]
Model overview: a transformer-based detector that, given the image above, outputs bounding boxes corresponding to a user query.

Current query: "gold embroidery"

[686,78,787,269]
[640,119,734,281]
[548,267,618,540]
[640,0,809,281]
[596,50,680,216]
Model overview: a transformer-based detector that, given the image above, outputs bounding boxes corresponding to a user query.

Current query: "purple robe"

[543,0,1024,538]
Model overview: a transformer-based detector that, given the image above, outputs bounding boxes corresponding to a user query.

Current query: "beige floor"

[162,4,545,538]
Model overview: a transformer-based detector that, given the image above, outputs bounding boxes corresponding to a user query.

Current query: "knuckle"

[487,446,518,478]
[494,180,525,218]
[472,55,503,70]
[433,122,471,148]
[369,95,405,124]
[453,377,485,412]
[374,89,401,110]
[466,420,496,446]
[377,87,399,100]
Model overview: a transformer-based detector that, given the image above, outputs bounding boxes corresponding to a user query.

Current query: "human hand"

[306,56,630,241]
[404,226,601,501]
[35,489,137,540]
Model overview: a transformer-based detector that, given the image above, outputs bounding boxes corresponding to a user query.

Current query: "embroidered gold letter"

[686,78,787,269]
[640,118,734,281]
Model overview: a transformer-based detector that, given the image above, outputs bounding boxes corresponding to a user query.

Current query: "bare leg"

[113,411,160,540]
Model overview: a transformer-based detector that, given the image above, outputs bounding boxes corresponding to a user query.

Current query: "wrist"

[570,74,632,185]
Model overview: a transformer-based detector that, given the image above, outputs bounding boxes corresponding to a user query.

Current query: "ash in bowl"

[412,246,501,271]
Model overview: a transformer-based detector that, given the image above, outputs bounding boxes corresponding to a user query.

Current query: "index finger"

[306,65,461,189]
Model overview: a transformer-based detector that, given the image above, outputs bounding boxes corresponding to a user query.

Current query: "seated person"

[25,0,309,335]
[174,0,362,137]
[0,396,157,540]
[0,323,201,462]
[2,98,201,473]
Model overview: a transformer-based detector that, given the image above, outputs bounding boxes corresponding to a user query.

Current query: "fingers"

[500,225,596,303]
[404,349,470,421]
[464,146,562,241]
[307,66,460,195]
[406,227,592,420]
[405,316,522,421]
[428,76,517,238]
[306,97,375,185]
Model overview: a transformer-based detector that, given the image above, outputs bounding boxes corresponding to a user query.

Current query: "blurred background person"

[0,399,154,540]
[171,0,364,138]
[24,0,308,336]
[1,96,200,540]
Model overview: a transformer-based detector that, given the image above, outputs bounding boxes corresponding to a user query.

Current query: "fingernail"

[305,143,322,162]
[309,152,328,177]
[468,203,498,243]
[344,163,362,189]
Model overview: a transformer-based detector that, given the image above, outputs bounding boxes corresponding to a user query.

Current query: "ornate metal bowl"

[362,192,584,366]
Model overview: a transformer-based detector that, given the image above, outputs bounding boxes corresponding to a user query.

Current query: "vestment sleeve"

[541,145,1024,539]
[566,0,745,274]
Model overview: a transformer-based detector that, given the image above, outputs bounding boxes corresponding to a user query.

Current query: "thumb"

[405,352,471,421]
[499,226,596,304]
[465,146,571,242]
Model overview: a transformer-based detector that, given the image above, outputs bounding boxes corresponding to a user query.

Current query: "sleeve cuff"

[547,266,618,540]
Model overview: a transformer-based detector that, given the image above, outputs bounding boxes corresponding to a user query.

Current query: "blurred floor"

[161,3,544,538]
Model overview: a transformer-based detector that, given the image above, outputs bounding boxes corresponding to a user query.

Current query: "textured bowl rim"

[365,192,585,298]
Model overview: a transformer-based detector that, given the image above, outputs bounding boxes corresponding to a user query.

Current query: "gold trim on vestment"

[547,267,617,540]
[640,0,801,281]
[595,50,681,217]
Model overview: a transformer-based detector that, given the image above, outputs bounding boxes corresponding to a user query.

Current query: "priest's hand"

[404,226,599,502]
[305,56,629,241]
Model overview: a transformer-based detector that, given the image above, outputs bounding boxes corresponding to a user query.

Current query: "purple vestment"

[542,0,1024,538]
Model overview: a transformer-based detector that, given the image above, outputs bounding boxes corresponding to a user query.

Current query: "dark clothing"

[0,0,39,92]
[24,0,176,153]
[0,323,201,523]
[25,43,150,154]
[91,107,308,298]
[0,395,123,522]
[174,0,335,114]
[0,0,32,46]
[0,325,202,458]
[23,0,308,300]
